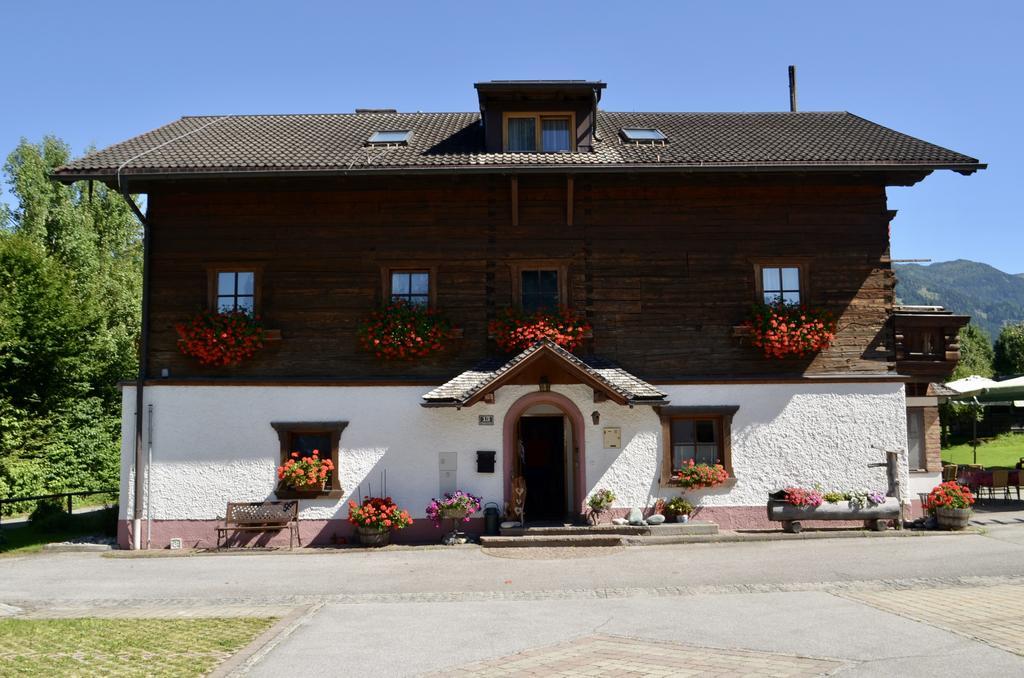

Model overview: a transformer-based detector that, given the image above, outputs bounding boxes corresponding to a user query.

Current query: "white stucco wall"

[120,381,907,521]
[908,472,941,501]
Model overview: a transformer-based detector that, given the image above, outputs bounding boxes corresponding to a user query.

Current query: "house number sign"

[478,415,494,426]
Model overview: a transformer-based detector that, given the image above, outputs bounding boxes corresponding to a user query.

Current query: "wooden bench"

[216,501,300,549]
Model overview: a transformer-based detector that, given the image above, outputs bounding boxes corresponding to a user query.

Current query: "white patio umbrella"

[946,375,1024,464]
[945,375,999,396]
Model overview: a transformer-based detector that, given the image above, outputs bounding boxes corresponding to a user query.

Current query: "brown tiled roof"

[422,340,668,407]
[53,110,982,180]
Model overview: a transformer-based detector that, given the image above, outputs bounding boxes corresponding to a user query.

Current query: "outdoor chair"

[942,465,958,482]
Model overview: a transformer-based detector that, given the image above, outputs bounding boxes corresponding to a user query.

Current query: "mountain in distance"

[894,259,1024,341]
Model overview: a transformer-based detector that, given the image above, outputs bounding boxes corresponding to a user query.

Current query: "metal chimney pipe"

[788,65,798,112]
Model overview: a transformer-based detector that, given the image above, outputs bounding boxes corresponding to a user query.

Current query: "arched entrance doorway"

[503,391,586,523]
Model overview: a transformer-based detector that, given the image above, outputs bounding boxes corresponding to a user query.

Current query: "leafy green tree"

[994,322,1024,376]
[951,323,994,380]
[940,325,993,444]
[0,137,140,510]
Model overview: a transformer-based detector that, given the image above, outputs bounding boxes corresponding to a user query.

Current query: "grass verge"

[942,433,1024,468]
[0,617,276,677]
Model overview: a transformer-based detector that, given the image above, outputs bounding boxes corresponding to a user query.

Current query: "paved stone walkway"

[842,583,1024,657]
[8,573,1024,616]
[425,634,844,677]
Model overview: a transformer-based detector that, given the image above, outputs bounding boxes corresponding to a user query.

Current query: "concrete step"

[485,521,719,547]
[499,525,647,537]
[480,534,625,548]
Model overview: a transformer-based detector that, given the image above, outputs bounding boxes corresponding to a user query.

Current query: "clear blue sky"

[3,1,1019,272]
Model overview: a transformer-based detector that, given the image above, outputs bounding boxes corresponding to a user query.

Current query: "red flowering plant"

[358,300,452,361]
[347,496,413,532]
[922,481,975,514]
[488,307,591,353]
[782,486,825,508]
[176,309,265,367]
[276,450,335,491]
[744,303,836,359]
[670,460,730,489]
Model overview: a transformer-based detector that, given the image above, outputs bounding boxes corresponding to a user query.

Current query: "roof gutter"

[51,161,987,184]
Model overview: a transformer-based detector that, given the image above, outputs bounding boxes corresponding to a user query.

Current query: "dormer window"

[621,128,667,144]
[504,113,575,152]
[367,130,411,146]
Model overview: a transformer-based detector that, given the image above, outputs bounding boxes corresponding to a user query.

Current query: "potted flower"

[426,491,482,544]
[744,302,836,359]
[587,488,616,524]
[357,300,452,361]
[670,460,730,489]
[176,309,265,366]
[923,481,976,530]
[488,307,591,353]
[347,496,413,547]
[663,497,694,523]
[277,450,334,492]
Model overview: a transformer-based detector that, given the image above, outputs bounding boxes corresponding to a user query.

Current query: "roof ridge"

[603,110,850,115]
[173,111,855,119]
[179,112,482,119]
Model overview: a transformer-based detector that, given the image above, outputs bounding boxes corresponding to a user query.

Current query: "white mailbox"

[602,427,621,449]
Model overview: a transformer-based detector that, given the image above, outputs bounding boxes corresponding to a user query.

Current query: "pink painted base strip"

[119,518,485,550]
[119,501,919,549]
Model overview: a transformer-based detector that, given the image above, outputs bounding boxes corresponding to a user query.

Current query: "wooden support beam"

[566,175,574,226]
[510,176,519,226]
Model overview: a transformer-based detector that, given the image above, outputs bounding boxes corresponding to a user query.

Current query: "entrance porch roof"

[421,339,668,408]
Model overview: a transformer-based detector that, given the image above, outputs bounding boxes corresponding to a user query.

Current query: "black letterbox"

[477,450,496,473]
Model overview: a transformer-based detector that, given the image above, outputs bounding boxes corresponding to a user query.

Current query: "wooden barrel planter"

[358,526,391,547]
[767,497,900,533]
[935,507,972,531]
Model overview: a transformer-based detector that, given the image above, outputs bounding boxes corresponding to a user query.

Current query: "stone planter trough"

[766,497,900,533]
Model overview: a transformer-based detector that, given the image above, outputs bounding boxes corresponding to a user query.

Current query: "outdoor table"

[956,469,1021,492]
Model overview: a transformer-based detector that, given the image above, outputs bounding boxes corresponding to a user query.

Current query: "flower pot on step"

[358,526,391,547]
[936,506,972,531]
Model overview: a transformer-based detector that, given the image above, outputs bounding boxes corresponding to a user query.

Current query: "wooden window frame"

[752,259,810,305]
[509,261,569,310]
[381,265,438,308]
[658,406,739,486]
[270,421,348,498]
[206,263,264,313]
[502,111,577,153]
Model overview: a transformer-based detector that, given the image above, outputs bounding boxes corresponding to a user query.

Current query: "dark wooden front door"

[519,416,566,521]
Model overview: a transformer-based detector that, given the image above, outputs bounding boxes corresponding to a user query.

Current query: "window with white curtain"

[507,118,536,152]
[505,114,574,152]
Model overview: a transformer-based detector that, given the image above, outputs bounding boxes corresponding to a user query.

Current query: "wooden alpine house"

[52,78,984,548]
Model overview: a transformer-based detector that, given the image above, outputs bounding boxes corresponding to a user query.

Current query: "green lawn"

[0,617,276,677]
[0,507,117,557]
[942,433,1024,468]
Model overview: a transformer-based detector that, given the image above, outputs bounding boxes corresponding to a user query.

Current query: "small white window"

[390,270,430,307]
[761,266,801,305]
[367,130,411,145]
[217,271,256,313]
[621,128,667,143]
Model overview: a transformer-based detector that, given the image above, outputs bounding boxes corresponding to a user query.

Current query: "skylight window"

[367,130,411,145]
[620,128,667,143]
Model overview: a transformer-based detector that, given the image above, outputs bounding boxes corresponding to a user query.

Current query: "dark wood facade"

[145,172,896,382]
